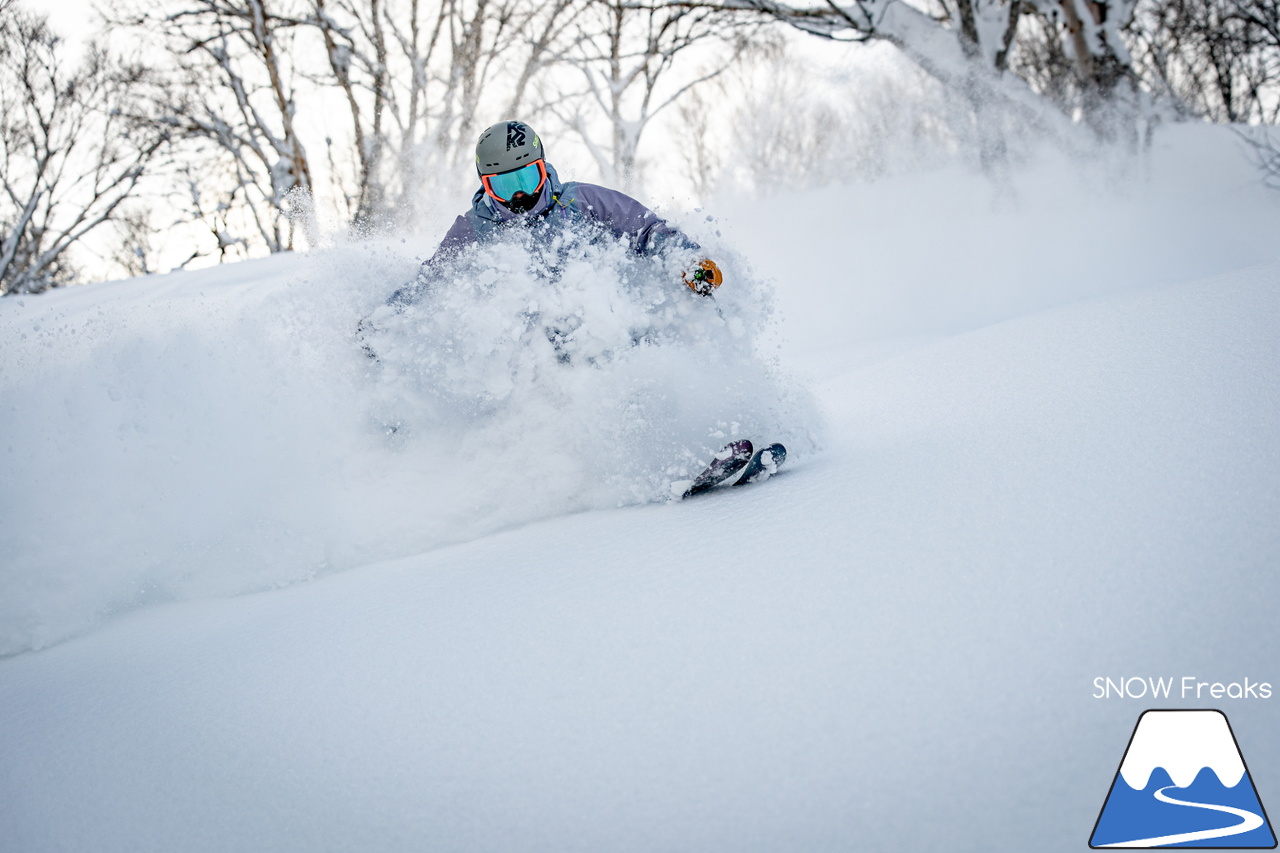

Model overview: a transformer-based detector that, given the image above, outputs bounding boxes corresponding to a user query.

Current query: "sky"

[47,0,99,50]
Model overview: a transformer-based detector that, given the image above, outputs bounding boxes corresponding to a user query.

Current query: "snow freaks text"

[1093,677,1273,700]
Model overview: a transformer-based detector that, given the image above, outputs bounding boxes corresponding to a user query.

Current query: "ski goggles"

[481,159,548,203]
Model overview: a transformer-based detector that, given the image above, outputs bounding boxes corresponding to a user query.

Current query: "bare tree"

[674,84,725,198]
[1239,125,1280,186]
[0,4,169,295]
[306,0,586,226]
[309,0,393,222]
[558,0,762,189]
[1129,0,1280,122]
[109,208,154,277]
[122,0,317,253]
[117,0,589,247]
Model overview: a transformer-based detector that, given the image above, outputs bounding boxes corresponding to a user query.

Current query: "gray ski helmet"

[475,120,544,175]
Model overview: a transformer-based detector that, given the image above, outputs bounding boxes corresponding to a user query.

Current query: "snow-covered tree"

[743,0,1141,132]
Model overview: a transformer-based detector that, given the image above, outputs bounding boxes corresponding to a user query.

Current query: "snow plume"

[0,224,818,655]
[361,224,816,504]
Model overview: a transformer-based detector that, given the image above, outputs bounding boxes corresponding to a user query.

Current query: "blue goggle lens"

[485,162,543,201]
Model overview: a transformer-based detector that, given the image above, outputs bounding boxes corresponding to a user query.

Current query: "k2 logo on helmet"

[506,122,526,150]
[1090,710,1276,848]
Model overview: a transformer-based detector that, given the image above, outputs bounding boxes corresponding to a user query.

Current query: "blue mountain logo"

[1091,710,1276,848]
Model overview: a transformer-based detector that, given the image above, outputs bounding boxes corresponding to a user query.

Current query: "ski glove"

[683,259,723,296]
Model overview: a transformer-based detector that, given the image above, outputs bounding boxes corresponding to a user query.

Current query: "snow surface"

[2,124,1280,852]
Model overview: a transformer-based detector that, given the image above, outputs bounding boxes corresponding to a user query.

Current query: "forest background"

[2,0,1278,295]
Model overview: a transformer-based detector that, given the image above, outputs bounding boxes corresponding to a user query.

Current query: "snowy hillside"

[2,125,1280,852]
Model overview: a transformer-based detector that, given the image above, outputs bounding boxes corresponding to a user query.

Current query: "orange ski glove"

[682,259,723,296]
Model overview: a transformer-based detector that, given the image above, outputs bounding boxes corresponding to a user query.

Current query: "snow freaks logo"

[1090,710,1277,848]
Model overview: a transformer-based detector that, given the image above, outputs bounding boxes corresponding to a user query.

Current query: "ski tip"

[713,439,753,461]
[734,442,787,487]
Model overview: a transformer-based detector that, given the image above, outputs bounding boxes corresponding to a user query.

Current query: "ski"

[734,443,786,486]
[680,440,753,499]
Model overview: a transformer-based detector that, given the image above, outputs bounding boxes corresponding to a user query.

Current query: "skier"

[364,119,784,496]
[385,119,724,306]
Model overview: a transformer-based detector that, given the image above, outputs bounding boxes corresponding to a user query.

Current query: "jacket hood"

[471,162,564,223]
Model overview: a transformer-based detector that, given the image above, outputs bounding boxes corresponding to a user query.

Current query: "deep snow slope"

[2,125,1280,852]
[0,223,817,656]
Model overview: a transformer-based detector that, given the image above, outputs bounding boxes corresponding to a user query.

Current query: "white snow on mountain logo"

[1091,710,1276,848]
